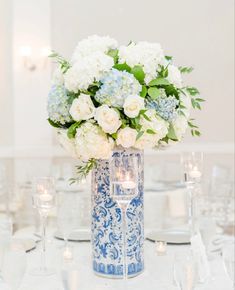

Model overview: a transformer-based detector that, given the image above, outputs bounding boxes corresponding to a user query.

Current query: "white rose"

[173,115,188,141]
[57,129,77,158]
[75,121,114,161]
[69,94,96,121]
[167,65,183,88]
[116,127,138,148]
[123,95,145,118]
[95,105,121,134]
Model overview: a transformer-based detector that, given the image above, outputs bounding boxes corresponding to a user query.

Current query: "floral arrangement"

[47,35,204,181]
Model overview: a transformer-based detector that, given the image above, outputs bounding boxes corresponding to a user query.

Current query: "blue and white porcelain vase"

[91,147,144,279]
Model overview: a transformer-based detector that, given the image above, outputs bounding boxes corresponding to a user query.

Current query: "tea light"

[63,248,73,261]
[189,166,202,179]
[121,171,136,189]
[39,190,53,202]
[156,241,167,256]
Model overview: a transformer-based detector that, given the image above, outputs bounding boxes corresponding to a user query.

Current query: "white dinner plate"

[54,229,91,242]
[146,229,190,244]
[12,238,36,252]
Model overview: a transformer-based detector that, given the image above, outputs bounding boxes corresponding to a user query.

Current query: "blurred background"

[0,0,234,232]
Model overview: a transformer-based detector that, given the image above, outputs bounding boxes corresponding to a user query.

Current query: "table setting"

[0,35,234,290]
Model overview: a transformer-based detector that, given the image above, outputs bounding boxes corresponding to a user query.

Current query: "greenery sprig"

[49,51,71,73]
[70,159,97,184]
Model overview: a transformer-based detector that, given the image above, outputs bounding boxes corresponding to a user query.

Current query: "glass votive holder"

[156,240,167,256]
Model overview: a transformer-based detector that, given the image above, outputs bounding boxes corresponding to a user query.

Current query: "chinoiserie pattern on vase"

[91,148,144,278]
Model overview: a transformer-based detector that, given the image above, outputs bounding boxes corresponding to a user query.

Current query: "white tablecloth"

[7,228,232,290]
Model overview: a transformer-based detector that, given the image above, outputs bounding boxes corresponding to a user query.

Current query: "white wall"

[0,0,234,158]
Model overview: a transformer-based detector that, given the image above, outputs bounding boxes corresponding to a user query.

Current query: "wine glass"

[222,240,235,287]
[57,192,80,260]
[31,177,56,276]
[173,251,198,290]
[1,244,27,290]
[110,153,139,280]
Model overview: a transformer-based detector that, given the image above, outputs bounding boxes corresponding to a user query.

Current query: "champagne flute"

[30,177,56,276]
[110,154,139,280]
[222,240,235,287]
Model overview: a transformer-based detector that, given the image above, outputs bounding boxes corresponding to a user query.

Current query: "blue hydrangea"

[147,90,179,121]
[47,85,73,125]
[95,68,142,108]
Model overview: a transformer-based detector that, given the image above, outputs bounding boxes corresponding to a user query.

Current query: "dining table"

[1,227,232,290]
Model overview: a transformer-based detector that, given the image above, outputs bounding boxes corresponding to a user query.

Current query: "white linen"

[12,228,232,290]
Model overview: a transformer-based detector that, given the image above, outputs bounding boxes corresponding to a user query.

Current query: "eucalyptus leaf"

[146,129,156,134]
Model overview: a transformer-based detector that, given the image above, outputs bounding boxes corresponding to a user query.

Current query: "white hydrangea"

[134,109,169,150]
[119,41,165,83]
[69,94,96,121]
[57,129,77,158]
[167,65,183,88]
[172,114,188,141]
[64,52,114,92]
[72,35,118,62]
[75,121,114,161]
[95,105,121,134]
[52,67,64,86]
[116,127,138,148]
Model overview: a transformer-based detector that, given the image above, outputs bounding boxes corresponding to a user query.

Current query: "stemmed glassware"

[31,177,56,276]
[181,152,203,234]
[57,191,80,260]
[222,240,235,287]
[173,251,198,290]
[110,154,139,280]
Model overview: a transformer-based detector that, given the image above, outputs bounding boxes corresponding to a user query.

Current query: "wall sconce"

[19,46,51,71]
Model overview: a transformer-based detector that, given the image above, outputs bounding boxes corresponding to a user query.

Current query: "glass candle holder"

[156,240,167,256]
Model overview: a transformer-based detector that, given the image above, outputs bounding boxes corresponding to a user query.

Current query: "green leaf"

[146,129,156,134]
[140,85,147,98]
[47,118,63,128]
[113,63,131,73]
[111,132,118,140]
[186,87,200,96]
[107,49,119,63]
[148,78,170,87]
[165,55,173,61]
[67,122,81,139]
[195,98,205,102]
[131,65,145,84]
[136,131,144,140]
[179,66,194,74]
[70,159,97,184]
[167,124,178,141]
[148,87,160,100]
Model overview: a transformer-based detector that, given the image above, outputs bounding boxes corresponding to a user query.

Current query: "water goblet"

[173,251,198,290]
[1,244,27,290]
[30,177,56,276]
[222,240,235,287]
[110,153,139,280]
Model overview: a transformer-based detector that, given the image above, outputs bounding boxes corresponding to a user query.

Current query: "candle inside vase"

[39,190,53,202]
[156,241,167,256]
[121,171,136,189]
[189,166,202,179]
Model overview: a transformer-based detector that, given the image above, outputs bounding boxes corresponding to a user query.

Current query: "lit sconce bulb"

[20,46,32,57]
